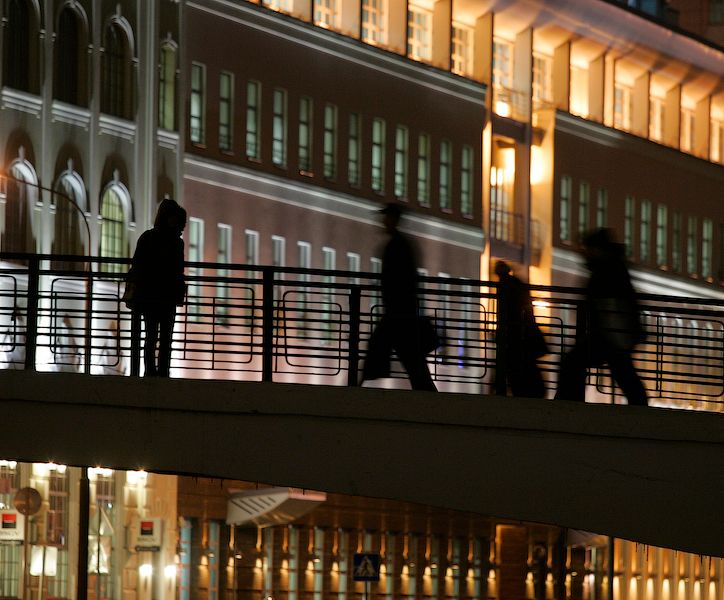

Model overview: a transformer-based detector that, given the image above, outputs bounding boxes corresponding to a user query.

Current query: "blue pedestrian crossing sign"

[353,553,381,581]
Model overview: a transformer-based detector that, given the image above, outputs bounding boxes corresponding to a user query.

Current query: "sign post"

[14,487,42,600]
[353,553,380,600]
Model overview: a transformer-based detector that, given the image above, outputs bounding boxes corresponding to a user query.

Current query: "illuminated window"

[672,211,682,272]
[158,43,177,130]
[417,134,430,206]
[272,88,287,167]
[190,63,205,144]
[264,0,291,12]
[656,204,667,268]
[686,216,697,275]
[492,40,512,89]
[649,97,665,142]
[187,218,204,319]
[614,84,632,131]
[314,0,338,29]
[323,104,338,179]
[297,241,311,336]
[680,109,695,152]
[362,0,386,45]
[321,247,336,342]
[246,80,261,160]
[408,7,432,61]
[394,126,408,199]
[347,252,360,285]
[99,185,129,272]
[370,257,382,309]
[578,181,590,236]
[559,176,572,242]
[371,118,386,192]
[460,145,473,217]
[299,97,313,173]
[348,113,361,186]
[439,140,451,211]
[702,219,713,278]
[52,169,88,262]
[208,522,220,600]
[216,224,231,323]
[640,199,651,263]
[624,196,635,259]
[596,188,608,228]
[532,54,552,104]
[219,71,234,151]
[452,24,473,77]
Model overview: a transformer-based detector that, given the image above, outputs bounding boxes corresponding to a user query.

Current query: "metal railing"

[0,253,722,411]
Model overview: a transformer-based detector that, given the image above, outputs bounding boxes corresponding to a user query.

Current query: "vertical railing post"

[24,256,40,371]
[262,267,274,382]
[77,467,89,600]
[83,270,93,374]
[347,285,361,387]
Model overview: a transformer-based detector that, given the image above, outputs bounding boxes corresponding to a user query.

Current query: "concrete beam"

[1,371,722,557]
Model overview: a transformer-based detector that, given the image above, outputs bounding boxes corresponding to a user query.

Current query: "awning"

[226,487,327,528]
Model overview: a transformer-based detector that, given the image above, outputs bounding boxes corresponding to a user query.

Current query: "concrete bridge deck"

[1,370,722,557]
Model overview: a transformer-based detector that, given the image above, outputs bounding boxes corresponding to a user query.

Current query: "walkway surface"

[1,370,722,557]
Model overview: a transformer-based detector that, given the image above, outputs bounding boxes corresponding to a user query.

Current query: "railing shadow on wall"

[0,252,722,412]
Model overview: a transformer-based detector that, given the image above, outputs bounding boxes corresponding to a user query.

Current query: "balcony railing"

[0,253,722,411]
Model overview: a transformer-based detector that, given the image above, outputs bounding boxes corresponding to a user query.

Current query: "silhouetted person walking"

[494,260,547,398]
[555,228,648,405]
[129,198,187,377]
[361,203,437,391]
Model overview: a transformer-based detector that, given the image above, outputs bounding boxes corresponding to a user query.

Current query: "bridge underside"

[1,371,722,557]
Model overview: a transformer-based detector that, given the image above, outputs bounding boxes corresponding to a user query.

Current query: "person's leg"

[554,344,589,401]
[494,336,508,396]
[510,355,546,398]
[142,307,161,377]
[157,305,177,377]
[396,346,437,391]
[608,350,648,406]
[360,318,392,384]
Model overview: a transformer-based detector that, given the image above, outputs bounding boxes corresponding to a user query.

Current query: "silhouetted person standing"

[494,260,547,398]
[361,203,437,391]
[130,198,187,377]
[555,228,648,405]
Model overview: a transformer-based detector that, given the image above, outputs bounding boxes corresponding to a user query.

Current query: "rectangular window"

[624,196,635,259]
[687,216,698,275]
[613,84,632,131]
[451,24,473,77]
[640,200,651,263]
[681,109,695,153]
[216,224,231,323]
[321,247,336,343]
[323,104,338,179]
[245,230,259,267]
[346,252,360,285]
[672,212,682,272]
[417,133,430,206]
[650,97,665,142]
[188,218,204,319]
[408,7,432,61]
[298,96,313,173]
[711,0,724,23]
[439,140,451,211]
[246,80,261,160]
[492,40,512,89]
[314,0,338,29]
[218,72,234,151]
[208,521,220,600]
[656,205,667,268]
[361,0,386,45]
[370,257,382,310]
[265,0,292,11]
[559,176,571,242]
[371,118,386,193]
[532,54,552,104]
[272,235,285,303]
[702,218,713,279]
[190,63,206,144]
[460,145,473,217]
[348,113,361,187]
[272,88,287,167]
[297,241,311,336]
[578,181,590,236]
[394,126,408,199]
[596,188,608,228]
[159,45,176,131]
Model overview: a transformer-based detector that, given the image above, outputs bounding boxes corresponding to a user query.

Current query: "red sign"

[140,521,154,536]
[2,513,17,529]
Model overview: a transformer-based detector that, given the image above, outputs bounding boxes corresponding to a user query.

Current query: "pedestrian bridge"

[1,370,722,558]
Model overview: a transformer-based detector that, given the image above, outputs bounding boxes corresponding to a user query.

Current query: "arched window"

[52,168,88,267]
[99,181,131,272]
[1,152,39,259]
[3,0,31,91]
[54,5,86,105]
[158,41,177,130]
[101,20,132,119]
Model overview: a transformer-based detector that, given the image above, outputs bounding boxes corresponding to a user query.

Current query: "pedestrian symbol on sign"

[353,553,381,582]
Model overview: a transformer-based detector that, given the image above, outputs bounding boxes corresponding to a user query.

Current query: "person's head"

[379,202,403,233]
[581,228,621,265]
[154,198,186,236]
[494,260,511,280]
